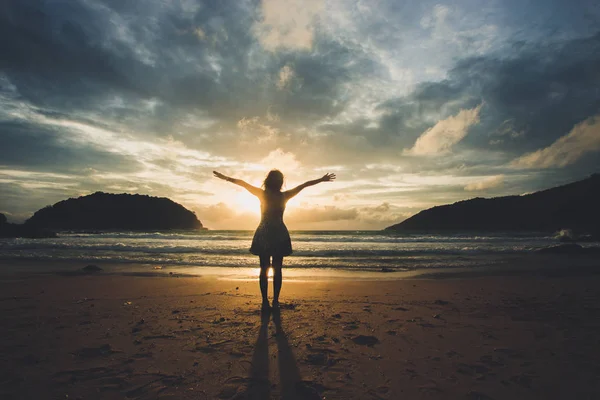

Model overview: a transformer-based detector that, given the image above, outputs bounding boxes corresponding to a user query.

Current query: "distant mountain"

[25,192,203,231]
[385,174,600,234]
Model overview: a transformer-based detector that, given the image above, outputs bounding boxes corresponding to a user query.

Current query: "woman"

[213,169,336,308]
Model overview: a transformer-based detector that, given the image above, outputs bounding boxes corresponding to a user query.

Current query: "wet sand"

[1,264,600,399]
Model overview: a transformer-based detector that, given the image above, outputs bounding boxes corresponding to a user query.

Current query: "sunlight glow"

[233,191,260,215]
[253,267,274,278]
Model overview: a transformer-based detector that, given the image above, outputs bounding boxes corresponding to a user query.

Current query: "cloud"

[194,27,206,40]
[286,205,358,223]
[253,0,323,51]
[464,175,505,191]
[194,202,258,230]
[260,149,301,171]
[405,104,482,155]
[419,4,498,55]
[283,202,416,229]
[277,65,296,90]
[0,121,142,173]
[511,115,600,168]
[356,202,415,225]
[236,116,280,143]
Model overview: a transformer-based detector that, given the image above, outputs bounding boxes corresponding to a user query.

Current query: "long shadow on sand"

[272,307,321,400]
[247,308,271,398]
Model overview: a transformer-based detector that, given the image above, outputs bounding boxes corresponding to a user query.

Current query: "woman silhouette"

[213,170,336,308]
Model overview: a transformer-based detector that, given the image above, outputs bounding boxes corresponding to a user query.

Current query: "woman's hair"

[262,169,284,191]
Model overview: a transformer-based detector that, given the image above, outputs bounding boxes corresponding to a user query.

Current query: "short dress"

[250,190,292,257]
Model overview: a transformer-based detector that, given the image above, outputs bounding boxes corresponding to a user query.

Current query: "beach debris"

[123,301,132,306]
[433,314,441,319]
[380,267,393,272]
[351,335,380,346]
[434,299,450,305]
[153,266,162,270]
[172,309,180,314]
[235,286,239,290]
[332,313,341,318]
[81,264,102,273]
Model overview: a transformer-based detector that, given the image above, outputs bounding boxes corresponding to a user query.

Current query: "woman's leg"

[272,255,283,305]
[259,255,270,306]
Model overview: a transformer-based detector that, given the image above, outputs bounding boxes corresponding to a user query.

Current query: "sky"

[1,0,599,230]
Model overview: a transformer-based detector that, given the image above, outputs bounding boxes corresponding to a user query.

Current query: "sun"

[233,191,260,215]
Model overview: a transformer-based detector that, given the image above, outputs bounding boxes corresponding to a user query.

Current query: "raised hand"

[213,171,230,181]
[320,173,336,182]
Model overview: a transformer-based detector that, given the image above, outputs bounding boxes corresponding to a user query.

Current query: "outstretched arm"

[284,173,336,200]
[213,171,262,197]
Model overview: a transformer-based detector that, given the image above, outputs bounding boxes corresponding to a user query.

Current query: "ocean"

[1,230,594,276]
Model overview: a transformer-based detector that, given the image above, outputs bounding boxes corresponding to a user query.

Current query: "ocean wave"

[55,231,554,243]
[0,240,543,256]
[1,231,584,271]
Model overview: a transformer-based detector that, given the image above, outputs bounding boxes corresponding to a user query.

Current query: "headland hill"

[0,192,204,238]
[386,173,600,238]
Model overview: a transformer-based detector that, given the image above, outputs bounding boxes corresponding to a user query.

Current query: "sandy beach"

[1,262,600,400]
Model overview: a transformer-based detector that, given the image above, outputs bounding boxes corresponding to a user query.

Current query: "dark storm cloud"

[311,31,600,170]
[0,1,153,111]
[0,121,142,173]
[381,32,600,156]
[456,33,600,152]
[0,0,373,146]
[0,0,257,124]
[268,39,387,123]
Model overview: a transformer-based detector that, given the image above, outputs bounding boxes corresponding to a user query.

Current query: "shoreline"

[1,253,599,281]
